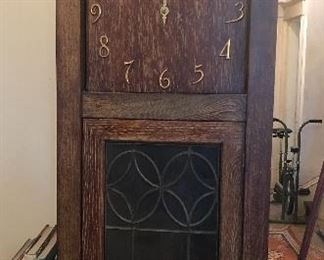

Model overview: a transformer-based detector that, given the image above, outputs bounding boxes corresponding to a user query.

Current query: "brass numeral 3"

[226,2,245,24]
[219,39,231,60]
[99,34,110,58]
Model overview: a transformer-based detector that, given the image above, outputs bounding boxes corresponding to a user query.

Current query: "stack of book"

[12,225,57,260]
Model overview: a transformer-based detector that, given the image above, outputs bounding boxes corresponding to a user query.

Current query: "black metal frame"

[272,118,322,223]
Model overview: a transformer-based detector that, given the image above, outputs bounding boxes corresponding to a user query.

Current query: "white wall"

[0,1,56,259]
[299,0,324,184]
[272,1,305,188]
[273,0,324,185]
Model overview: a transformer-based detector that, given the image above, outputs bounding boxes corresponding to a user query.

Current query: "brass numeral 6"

[159,68,171,90]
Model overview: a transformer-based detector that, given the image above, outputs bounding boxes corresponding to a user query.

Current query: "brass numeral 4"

[219,39,231,60]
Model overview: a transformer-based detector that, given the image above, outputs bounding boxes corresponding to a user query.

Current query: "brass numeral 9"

[90,3,102,24]
[159,68,171,90]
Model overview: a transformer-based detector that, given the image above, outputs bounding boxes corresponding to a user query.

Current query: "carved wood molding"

[83,93,247,122]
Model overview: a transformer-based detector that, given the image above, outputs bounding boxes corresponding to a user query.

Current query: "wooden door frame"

[56,1,278,260]
[243,1,277,259]
[56,1,84,259]
[82,119,244,260]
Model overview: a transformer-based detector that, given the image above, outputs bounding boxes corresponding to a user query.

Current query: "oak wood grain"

[83,119,244,260]
[57,0,277,259]
[83,92,246,121]
[56,0,84,259]
[243,1,278,259]
[86,0,248,93]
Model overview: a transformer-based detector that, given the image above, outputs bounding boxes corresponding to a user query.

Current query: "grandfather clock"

[57,1,277,260]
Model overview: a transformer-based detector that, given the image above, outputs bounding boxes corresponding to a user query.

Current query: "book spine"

[36,226,57,257]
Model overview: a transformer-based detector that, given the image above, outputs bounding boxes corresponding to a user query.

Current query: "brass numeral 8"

[99,34,110,58]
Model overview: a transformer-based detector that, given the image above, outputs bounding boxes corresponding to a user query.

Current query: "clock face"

[86,0,248,94]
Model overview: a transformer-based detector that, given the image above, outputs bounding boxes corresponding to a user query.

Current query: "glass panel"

[105,142,220,260]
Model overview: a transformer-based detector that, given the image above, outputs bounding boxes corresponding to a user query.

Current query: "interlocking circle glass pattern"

[105,142,220,260]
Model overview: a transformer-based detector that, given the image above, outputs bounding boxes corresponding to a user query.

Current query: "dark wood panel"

[83,92,246,121]
[243,1,278,259]
[56,0,84,259]
[86,0,248,93]
[83,119,244,260]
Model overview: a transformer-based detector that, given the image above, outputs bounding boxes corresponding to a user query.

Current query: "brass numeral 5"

[159,68,171,90]
[191,64,205,85]
[226,2,245,24]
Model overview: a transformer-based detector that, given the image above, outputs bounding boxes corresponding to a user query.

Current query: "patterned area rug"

[268,226,324,260]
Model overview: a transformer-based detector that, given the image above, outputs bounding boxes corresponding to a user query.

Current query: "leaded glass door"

[105,142,220,260]
[83,120,244,260]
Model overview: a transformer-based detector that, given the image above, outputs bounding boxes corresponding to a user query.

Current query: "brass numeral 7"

[124,60,135,85]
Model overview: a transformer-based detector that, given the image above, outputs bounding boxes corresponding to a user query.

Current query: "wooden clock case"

[57,1,277,259]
